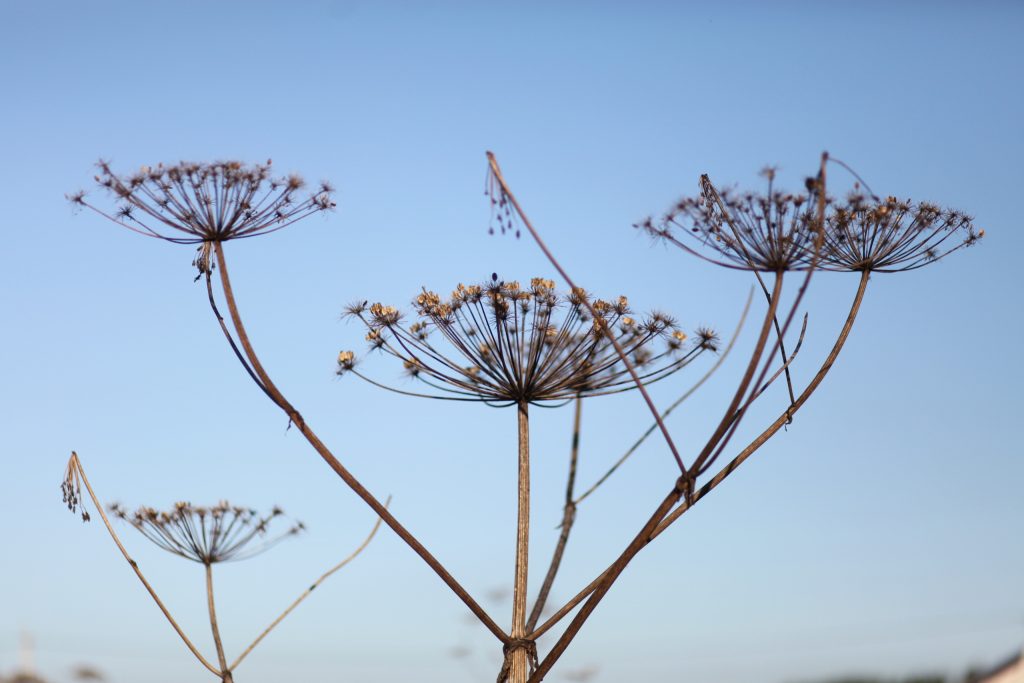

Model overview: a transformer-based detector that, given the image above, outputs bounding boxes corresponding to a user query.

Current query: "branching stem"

[210,241,506,643]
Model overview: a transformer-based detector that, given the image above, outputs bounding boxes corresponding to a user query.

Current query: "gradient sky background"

[1,2,1022,682]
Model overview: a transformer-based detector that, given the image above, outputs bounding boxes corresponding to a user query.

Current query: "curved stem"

[486,152,687,475]
[573,290,751,507]
[230,503,387,671]
[205,563,232,682]
[210,241,506,643]
[526,397,582,632]
[65,453,220,676]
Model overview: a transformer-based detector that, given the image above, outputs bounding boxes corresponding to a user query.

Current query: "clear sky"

[1,1,1022,682]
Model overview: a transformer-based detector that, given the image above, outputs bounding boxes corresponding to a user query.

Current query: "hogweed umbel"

[70,159,335,275]
[339,276,709,406]
[108,501,303,565]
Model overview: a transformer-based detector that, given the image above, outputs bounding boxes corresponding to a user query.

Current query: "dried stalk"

[64,453,220,676]
[528,272,869,644]
[205,563,233,683]
[486,152,687,476]
[573,291,750,508]
[230,502,388,670]
[210,241,507,644]
[505,401,534,683]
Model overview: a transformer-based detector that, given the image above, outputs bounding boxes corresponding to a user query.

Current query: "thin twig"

[528,271,869,643]
[65,452,220,676]
[230,501,389,670]
[210,242,507,644]
[486,152,688,476]
[573,291,751,507]
[526,397,582,632]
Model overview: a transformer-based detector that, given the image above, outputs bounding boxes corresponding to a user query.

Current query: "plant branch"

[573,291,751,507]
[230,502,388,671]
[486,152,687,476]
[205,563,232,682]
[65,452,220,676]
[210,241,506,643]
[527,271,869,643]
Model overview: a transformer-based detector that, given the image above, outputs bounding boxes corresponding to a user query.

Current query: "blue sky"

[1,1,1022,682]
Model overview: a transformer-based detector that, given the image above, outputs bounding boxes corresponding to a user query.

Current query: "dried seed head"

[73,160,336,273]
[638,171,826,272]
[343,277,712,405]
[816,193,982,272]
[61,452,91,523]
[110,500,303,564]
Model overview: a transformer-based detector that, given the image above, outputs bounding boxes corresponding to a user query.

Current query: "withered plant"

[61,452,383,683]
[66,153,982,683]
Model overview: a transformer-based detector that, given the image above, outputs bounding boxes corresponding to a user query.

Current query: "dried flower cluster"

[817,193,983,272]
[61,457,90,522]
[635,171,824,271]
[109,501,303,564]
[69,160,335,275]
[638,170,982,273]
[340,276,714,405]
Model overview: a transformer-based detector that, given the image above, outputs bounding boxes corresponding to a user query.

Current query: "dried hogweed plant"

[339,276,713,680]
[483,151,982,680]
[68,153,982,683]
[61,452,383,683]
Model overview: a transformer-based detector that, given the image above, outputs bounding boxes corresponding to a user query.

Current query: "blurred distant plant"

[61,452,383,683]
[65,153,982,683]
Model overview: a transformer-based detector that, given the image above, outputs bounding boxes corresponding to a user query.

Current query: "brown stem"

[689,274,784,476]
[528,272,870,643]
[486,152,687,475]
[66,453,220,676]
[507,401,532,683]
[573,291,751,507]
[653,269,871,535]
[526,396,582,631]
[205,563,232,683]
[210,241,506,643]
[230,504,387,671]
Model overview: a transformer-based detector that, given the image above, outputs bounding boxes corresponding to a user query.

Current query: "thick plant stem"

[526,397,581,632]
[205,564,232,683]
[211,242,506,643]
[508,401,532,683]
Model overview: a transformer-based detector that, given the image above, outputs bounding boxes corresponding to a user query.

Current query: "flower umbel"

[341,276,709,405]
[816,194,982,272]
[72,160,335,247]
[109,501,303,564]
[637,169,826,272]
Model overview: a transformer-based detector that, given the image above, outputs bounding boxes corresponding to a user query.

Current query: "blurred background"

[1,1,1021,681]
